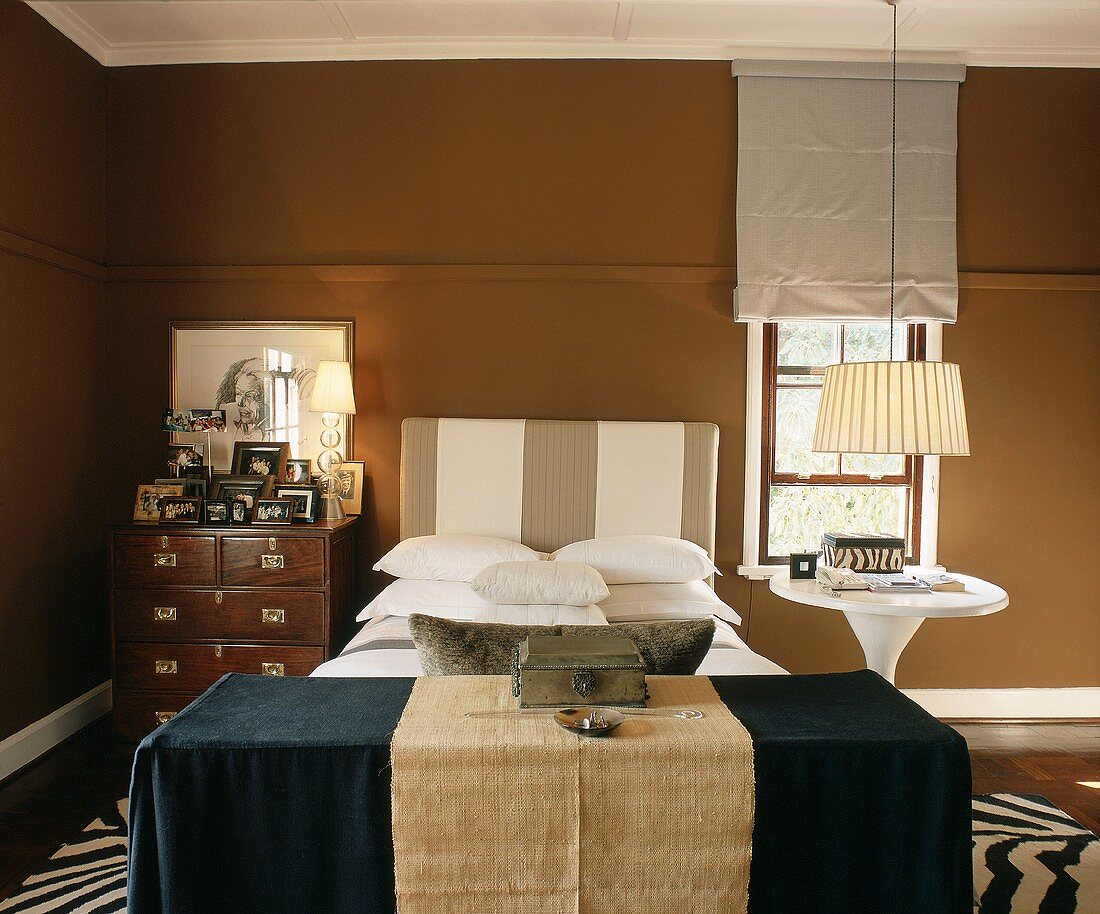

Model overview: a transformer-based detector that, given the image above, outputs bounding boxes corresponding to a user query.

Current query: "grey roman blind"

[732,60,965,323]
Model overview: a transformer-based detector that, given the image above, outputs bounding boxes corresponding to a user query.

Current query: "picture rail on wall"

[171,321,353,472]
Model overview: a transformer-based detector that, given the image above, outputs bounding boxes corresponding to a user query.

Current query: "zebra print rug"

[0,794,1096,913]
[974,793,1099,912]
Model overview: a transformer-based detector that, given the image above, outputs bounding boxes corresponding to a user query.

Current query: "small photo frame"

[284,458,312,485]
[335,461,365,515]
[167,443,204,474]
[203,499,230,524]
[253,498,293,525]
[211,474,274,506]
[229,496,252,525]
[159,496,202,524]
[276,486,318,523]
[232,442,289,480]
[134,483,185,522]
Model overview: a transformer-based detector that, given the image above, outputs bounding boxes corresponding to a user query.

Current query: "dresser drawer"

[221,537,325,588]
[114,535,216,587]
[114,589,326,643]
[113,689,199,741]
[116,642,325,691]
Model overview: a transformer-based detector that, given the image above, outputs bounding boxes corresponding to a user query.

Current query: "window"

[759,321,926,564]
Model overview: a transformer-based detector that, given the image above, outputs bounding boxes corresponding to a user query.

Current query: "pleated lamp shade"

[309,360,357,415]
[812,360,970,455]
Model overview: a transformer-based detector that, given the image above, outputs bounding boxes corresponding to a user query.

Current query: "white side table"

[768,570,1009,684]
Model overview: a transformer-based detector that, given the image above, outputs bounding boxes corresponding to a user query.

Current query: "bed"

[311,417,787,678]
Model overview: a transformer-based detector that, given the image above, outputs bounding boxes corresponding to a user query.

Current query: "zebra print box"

[822,533,905,572]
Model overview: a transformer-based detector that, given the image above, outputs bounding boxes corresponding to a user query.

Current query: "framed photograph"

[276,486,318,523]
[159,496,202,524]
[133,483,185,522]
[167,443,204,474]
[232,441,289,480]
[253,498,294,525]
[203,499,230,524]
[171,321,353,471]
[284,458,312,485]
[335,460,366,515]
[229,496,252,525]
[211,474,273,509]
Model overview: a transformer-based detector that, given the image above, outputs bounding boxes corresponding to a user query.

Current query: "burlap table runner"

[390,675,754,914]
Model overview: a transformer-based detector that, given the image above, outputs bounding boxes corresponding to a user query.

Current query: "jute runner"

[390,675,754,914]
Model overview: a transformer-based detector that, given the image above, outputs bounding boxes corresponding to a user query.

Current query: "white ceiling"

[27,0,1100,68]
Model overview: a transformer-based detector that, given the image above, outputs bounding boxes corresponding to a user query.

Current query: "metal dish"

[554,706,626,737]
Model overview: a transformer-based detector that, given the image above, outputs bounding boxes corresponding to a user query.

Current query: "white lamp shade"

[812,360,969,456]
[309,360,357,415]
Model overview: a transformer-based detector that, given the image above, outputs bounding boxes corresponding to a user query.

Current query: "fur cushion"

[408,614,715,676]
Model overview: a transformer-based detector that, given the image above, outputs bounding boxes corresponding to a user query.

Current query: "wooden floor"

[0,718,1098,901]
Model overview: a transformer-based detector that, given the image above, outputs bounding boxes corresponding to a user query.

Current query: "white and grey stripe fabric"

[399,419,719,557]
[0,799,127,914]
[973,793,1099,913]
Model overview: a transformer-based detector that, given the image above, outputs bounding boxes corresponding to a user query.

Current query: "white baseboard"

[903,687,1100,720]
[0,681,113,783]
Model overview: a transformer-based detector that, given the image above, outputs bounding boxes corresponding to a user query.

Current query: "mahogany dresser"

[109,517,358,740]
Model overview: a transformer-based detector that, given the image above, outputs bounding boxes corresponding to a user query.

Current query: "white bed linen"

[310,616,788,679]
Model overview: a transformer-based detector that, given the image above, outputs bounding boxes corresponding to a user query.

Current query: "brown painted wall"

[101,60,1100,690]
[0,2,107,741]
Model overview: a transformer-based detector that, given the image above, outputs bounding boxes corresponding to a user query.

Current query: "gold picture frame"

[133,483,185,522]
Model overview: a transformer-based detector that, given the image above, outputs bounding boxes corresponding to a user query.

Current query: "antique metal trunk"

[822,533,906,572]
[513,635,647,708]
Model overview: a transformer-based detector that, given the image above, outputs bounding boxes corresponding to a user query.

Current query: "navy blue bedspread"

[128,670,972,914]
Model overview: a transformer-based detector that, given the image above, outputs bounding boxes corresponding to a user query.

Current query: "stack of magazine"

[858,573,965,593]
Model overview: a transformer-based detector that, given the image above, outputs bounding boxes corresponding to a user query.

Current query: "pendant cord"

[889,1,897,360]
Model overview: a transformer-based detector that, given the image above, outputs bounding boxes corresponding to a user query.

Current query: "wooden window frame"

[759,322,926,565]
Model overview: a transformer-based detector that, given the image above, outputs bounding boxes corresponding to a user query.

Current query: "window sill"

[737,563,946,581]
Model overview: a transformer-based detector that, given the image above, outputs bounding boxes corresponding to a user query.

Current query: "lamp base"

[318,493,346,521]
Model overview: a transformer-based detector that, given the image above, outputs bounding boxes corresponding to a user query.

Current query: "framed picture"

[335,460,365,515]
[229,496,252,525]
[167,443,204,474]
[232,441,289,480]
[276,486,318,523]
[211,474,273,509]
[253,498,294,525]
[203,499,230,524]
[284,458,312,485]
[159,496,202,524]
[171,321,353,471]
[133,483,184,522]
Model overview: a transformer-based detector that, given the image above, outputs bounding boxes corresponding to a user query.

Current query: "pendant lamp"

[812,1,970,457]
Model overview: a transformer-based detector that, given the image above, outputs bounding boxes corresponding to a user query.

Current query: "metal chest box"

[513,635,647,708]
[822,532,906,572]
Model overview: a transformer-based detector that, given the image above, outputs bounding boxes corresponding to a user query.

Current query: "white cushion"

[357,579,609,627]
[599,581,741,626]
[373,534,540,582]
[550,535,718,585]
[469,561,609,607]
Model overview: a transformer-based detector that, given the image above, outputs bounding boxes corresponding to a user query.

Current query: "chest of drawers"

[110,517,358,739]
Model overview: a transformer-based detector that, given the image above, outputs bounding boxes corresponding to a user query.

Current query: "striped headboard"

[400,419,719,557]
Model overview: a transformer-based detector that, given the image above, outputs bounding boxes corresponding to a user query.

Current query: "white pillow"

[599,581,741,626]
[550,535,718,585]
[469,561,610,607]
[373,534,540,582]
[357,579,609,627]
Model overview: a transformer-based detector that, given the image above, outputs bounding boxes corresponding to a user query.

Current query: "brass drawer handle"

[154,606,177,621]
[261,662,285,677]
[154,710,177,725]
[154,553,177,567]
[155,660,178,675]
[261,554,284,570]
[262,609,285,624]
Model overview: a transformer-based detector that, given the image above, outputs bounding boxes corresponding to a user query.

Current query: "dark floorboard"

[0,718,1098,900]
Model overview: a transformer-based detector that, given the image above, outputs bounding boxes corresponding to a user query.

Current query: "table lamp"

[309,360,356,520]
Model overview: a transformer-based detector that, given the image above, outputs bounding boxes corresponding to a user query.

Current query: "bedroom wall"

[101,61,1099,689]
[0,2,107,742]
